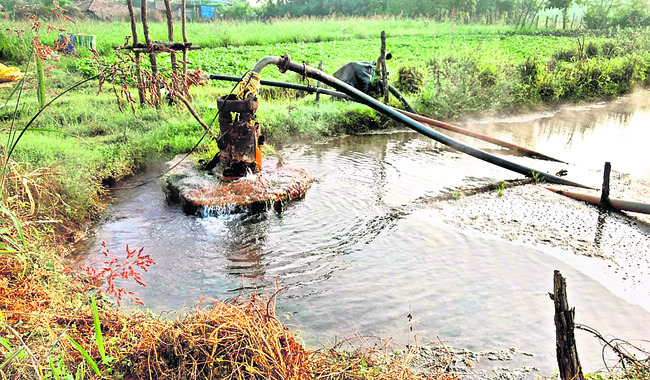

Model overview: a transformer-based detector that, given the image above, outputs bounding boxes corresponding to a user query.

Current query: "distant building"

[184,0,230,20]
[76,0,130,20]
[76,0,170,21]
[75,0,232,21]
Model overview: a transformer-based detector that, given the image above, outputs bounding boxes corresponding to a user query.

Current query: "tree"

[581,0,620,28]
[546,0,572,28]
[514,0,545,28]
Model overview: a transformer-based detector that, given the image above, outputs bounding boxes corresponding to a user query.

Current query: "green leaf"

[0,250,26,255]
[0,204,26,250]
[0,346,26,371]
[65,335,100,376]
[1,235,22,251]
[0,336,12,351]
[1,76,25,108]
[35,54,46,109]
[91,296,108,365]
[49,356,61,380]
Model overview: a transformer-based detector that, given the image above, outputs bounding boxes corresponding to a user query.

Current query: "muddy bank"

[423,171,650,312]
[413,345,540,380]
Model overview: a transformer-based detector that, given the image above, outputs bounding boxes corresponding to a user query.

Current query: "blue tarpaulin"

[200,5,214,18]
[58,33,96,53]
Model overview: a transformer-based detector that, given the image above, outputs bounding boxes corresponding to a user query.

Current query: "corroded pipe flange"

[278,54,292,73]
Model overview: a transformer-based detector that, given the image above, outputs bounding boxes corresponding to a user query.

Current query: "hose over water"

[211,73,564,162]
[251,55,592,189]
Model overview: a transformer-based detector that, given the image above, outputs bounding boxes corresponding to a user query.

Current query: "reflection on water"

[76,92,650,374]
[461,90,650,179]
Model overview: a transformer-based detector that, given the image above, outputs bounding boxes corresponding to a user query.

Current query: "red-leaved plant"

[76,242,155,306]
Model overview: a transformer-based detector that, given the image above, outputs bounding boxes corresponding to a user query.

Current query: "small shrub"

[538,78,557,101]
[521,57,541,84]
[586,42,599,58]
[601,42,618,58]
[553,49,578,63]
[478,65,498,88]
[495,181,506,196]
[395,65,425,94]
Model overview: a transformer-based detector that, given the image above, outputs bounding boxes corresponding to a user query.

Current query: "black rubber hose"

[209,74,354,100]
[251,55,592,189]
[388,84,416,113]
[209,72,565,163]
[210,74,416,114]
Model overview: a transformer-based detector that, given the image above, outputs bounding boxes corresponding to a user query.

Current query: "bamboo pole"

[380,31,389,104]
[163,0,179,74]
[125,0,144,105]
[141,0,159,108]
[114,41,198,51]
[601,162,611,208]
[182,0,188,75]
[315,60,323,102]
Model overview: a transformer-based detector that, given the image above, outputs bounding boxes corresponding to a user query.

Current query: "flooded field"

[76,91,650,375]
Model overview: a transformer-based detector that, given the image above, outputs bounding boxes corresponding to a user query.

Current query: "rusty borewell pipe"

[215,94,263,178]
[251,55,592,189]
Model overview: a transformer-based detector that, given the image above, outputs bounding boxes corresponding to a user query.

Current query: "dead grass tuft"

[118,295,309,379]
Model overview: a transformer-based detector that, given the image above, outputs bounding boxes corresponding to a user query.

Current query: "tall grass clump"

[513,52,649,104]
[418,54,515,118]
[0,31,33,63]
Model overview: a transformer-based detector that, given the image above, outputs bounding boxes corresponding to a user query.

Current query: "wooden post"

[141,0,160,107]
[380,31,389,105]
[601,162,611,209]
[551,270,585,380]
[181,0,188,75]
[163,0,179,75]
[315,60,323,102]
[126,0,145,105]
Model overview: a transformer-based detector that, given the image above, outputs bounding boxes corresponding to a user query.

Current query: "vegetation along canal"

[76,91,650,374]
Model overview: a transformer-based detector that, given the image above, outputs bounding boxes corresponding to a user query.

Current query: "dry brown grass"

[117,295,309,379]
[110,294,455,380]
[0,160,455,380]
[1,284,456,380]
[0,158,90,244]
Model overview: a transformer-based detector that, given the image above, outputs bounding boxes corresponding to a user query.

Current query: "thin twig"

[4,324,44,380]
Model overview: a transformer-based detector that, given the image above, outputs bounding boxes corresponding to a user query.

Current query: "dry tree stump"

[550,270,585,380]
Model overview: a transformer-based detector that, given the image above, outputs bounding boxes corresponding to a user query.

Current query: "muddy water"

[76,92,650,375]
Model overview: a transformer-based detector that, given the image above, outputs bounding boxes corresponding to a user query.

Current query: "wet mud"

[424,171,650,312]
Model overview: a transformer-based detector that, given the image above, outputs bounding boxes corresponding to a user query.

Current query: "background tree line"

[261,0,648,29]
[1,0,648,29]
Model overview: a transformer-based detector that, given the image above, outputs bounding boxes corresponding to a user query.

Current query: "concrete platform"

[163,154,315,216]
